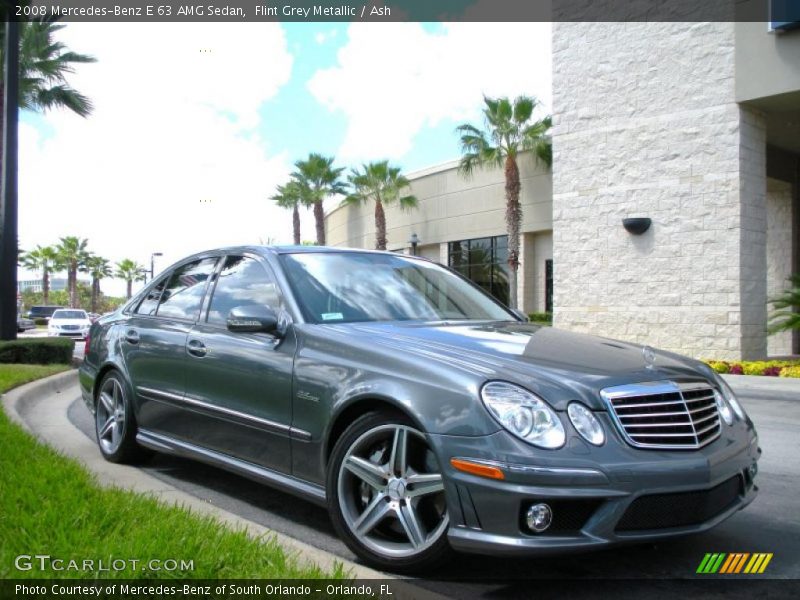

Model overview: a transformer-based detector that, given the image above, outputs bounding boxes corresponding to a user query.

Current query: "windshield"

[52,310,87,320]
[280,252,514,324]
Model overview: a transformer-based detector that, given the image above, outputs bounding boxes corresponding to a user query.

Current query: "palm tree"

[344,161,418,251]
[84,255,112,313]
[456,95,552,309]
[292,153,346,245]
[115,259,145,300]
[270,180,305,245]
[18,245,60,305]
[768,275,800,336]
[54,236,89,308]
[0,19,95,165]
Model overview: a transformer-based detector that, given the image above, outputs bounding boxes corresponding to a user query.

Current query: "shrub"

[0,338,74,365]
[34,318,48,326]
[706,360,730,374]
[780,366,800,378]
[729,364,744,375]
[763,366,782,377]
[742,362,768,376]
[528,312,552,323]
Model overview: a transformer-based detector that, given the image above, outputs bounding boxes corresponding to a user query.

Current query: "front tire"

[94,371,148,464]
[327,411,452,573]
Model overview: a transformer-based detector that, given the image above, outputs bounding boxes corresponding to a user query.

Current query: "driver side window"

[206,255,281,326]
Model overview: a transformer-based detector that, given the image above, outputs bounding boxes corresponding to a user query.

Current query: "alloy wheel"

[337,424,449,559]
[95,376,127,454]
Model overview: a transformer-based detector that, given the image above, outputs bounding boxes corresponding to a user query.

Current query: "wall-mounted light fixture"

[622,218,652,235]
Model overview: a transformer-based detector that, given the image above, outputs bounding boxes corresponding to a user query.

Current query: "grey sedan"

[79,246,760,572]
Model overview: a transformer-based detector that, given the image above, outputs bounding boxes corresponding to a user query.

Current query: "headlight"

[713,390,734,426]
[716,377,746,421]
[567,402,605,446]
[481,382,565,449]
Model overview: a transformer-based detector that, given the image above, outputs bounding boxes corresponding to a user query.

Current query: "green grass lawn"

[0,364,345,579]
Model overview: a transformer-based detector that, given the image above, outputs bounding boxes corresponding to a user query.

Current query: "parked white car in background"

[48,309,92,339]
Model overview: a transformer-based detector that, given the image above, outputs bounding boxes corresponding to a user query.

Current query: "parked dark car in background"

[16,315,35,332]
[79,246,760,572]
[26,305,65,322]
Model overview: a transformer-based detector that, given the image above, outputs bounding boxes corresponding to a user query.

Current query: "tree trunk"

[43,267,50,305]
[126,279,132,299]
[292,203,301,245]
[374,199,387,250]
[314,200,325,245]
[68,264,77,308]
[504,155,521,310]
[91,277,98,313]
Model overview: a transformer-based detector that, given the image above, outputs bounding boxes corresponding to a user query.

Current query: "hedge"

[528,312,553,323]
[0,338,75,365]
[704,359,800,378]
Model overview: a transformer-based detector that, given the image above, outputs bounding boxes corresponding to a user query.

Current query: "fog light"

[748,463,758,479]
[526,503,553,533]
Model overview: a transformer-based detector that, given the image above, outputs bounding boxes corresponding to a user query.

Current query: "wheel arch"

[324,395,425,468]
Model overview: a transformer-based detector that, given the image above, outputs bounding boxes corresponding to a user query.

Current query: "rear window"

[52,310,87,319]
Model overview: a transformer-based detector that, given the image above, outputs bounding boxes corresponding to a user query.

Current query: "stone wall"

[552,22,768,360]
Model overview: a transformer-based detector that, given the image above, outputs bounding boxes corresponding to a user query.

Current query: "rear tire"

[327,411,453,573]
[94,371,149,464]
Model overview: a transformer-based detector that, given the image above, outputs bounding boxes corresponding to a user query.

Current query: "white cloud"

[307,22,552,162]
[314,29,338,44]
[18,23,296,296]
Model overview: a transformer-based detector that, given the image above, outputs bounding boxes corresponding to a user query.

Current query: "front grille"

[601,381,721,449]
[616,476,743,532]
[61,324,80,331]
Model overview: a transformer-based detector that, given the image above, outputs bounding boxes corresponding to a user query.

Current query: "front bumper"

[430,415,760,556]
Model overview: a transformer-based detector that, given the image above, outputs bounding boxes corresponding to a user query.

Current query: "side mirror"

[226,305,281,336]
[509,308,529,322]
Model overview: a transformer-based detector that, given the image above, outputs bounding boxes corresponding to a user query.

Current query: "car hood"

[330,320,709,410]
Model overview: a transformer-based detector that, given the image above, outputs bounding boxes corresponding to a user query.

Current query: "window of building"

[448,236,509,306]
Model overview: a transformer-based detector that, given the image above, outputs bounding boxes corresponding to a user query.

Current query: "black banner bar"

[2,0,796,23]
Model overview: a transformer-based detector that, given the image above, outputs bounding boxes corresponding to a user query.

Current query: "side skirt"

[136,428,327,506]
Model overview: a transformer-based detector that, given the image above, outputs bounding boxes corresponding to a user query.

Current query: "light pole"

[408,233,419,256]
[150,252,163,279]
[139,269,149,285]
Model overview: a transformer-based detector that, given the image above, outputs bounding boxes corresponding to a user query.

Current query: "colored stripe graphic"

[697,553,727,573]
[700,552,774,574]
[744,553,774,574]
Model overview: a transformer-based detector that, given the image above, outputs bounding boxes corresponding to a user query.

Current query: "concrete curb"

[722,374,800,393]
[0,371,408,585]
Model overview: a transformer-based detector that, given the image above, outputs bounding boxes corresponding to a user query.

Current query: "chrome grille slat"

[609,400,685,410]
[601,381,721,450]
[619,410,691,419]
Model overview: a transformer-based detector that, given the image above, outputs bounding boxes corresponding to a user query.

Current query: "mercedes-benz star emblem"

[643,345,656,369]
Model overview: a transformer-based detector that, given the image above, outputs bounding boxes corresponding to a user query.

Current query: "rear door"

[123,256,220,436]
[182,254,296,474]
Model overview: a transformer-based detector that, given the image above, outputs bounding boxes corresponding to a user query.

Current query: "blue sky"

[18,22,551,295]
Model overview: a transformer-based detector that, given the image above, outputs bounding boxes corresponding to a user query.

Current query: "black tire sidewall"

[95,371,145,464]
[326,410,453,573]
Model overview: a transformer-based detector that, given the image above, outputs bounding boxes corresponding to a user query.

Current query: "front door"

[182,254,295,474]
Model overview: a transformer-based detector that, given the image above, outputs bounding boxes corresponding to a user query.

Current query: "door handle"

[124,329,139,344]
[187,339,207,358]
